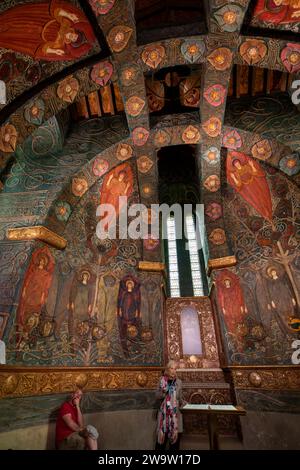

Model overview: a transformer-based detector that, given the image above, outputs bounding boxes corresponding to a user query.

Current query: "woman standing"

[155,360,184,450]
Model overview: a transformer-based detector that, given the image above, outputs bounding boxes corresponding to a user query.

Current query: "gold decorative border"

[138,261,165,272]
[0,367,162,399]
[226,365,300,390]
[207,255,237,275]
[6,226,67,250]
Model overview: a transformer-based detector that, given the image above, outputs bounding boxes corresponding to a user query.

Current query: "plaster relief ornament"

[181,39,205,63]
[281,43,300,73]
[132,127,149,146]
[202,117,222,137]
[116,143,133,161]
[203,147,220,165]
[207,48,232,70]
[214,4,243,32]
[251,139,272,161]
[137,155,153,174]
[91,61,113,86]
[279,153,300,176]
[209,228,226,245]
[0,123,17,153]
[182,125,201,144]
[205,202,222,221]
[154,129,171,147]
[55,201,71,222]
[57,75,79,103]
[141,44,165,69]
[107,25,133,52]
[239,39,267,65]
[143,236,160,251]
[72,177,88,197]
[120,65,139,87]
[24,98,45,125]
[125,96,145,117]
[204,175,220,192]
[141,183,153,198]
[89,0,116,15]
[204,84,226,107]
[92,157,109,176]
[223,129,242,150]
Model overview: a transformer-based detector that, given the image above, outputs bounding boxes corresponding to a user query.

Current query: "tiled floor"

[180,434,244,450]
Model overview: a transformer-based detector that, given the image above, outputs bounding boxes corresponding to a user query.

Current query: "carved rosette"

[0,368,161,399]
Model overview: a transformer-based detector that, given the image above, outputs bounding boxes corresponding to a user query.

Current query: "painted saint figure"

[227,150,273,221]
[256,265,298,335]
[254,0,300,25]
[68,268,95,340]
[215,269,248,351]
[99,163,133,231]
[0,0,96,61]
[96,273,119,362]
[117,275,141,358]
[16,247,55,347]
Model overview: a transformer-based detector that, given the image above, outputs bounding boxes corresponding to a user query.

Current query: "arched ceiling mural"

[0,0,299,261]
[0,0,298,402]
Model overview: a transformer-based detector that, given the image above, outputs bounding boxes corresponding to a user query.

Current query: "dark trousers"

[155,434,181,451]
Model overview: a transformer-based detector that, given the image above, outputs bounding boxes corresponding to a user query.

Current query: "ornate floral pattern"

[251,140,272,161]
[181,125,201,144]
[57,76,79,103]
[181,39,205,63]
[223,129,242,149]
[143,236,160,251]
[204,84,226,107]
[72,178,88,197]
[141,45,165,69]
[202,117,222,137]
[89,0,115,15]
[141,183,153,198]
[204,175,220,192]
[24,99,45,125]
[92,158,109,176]
[116,143,133,161]
[279,153,300,176]
[239,39,267,65]
[203,147,220,165]
[154,129,171,147]
[132,127,149,146]
[281,43,300,74]
[55,201,71,222]
[91,61,113,86]
[120,65,139,87]
[209,228,226,245]
[107,25,133,52]
[125,96,145,117]
[137,155,153,173]
[205,202,222,221]
[207,48,232,70]
[0,123,17,153]
[214,4,243,32]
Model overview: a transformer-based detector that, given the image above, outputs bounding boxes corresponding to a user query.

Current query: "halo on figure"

[126,279,135,288]
[222,277,232,286]
[232,158,242,167]
[35,253,49,268]
[266,265,278,278]
[127,324,138,338]
[79,270,91,282]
